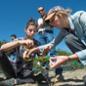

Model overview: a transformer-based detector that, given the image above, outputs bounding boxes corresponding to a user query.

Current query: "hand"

[49,56,69,69]
[23,49,30,61]
[19,39,34,48]
[43,46,51,55]
[27,47,39,57]
[23,48,37,61]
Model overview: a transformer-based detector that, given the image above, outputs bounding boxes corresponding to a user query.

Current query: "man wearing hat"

[37,6,54,43]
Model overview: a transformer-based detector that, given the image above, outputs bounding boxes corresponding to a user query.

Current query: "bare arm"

[0,39,34,52]
[50,53,79,69]
[0,40,19,52]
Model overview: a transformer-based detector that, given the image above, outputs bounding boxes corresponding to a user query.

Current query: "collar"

[68,16,74,30]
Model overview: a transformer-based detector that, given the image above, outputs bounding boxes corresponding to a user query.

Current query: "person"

[37,6,54,43]
[0,18,38,85]
[28,6,86,79]
[10,34,17,41]
[37,6,64,81]
[9,34,18,72]
[44,7,86,85]
[44,6,86,69]
[0,18,50,85]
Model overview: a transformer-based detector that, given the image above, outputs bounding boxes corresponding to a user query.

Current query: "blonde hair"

[48,6,71,15]
[56,10,69,28]
[48,6,72,28]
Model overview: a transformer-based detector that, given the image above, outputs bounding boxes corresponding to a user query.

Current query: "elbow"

[0,46,5,52]
[0,44,8,52]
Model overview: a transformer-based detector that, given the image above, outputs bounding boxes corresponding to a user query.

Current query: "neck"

[41,14,47,19]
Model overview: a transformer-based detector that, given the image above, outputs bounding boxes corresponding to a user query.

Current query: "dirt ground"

[15,68,86,86]
[0,68,85,86]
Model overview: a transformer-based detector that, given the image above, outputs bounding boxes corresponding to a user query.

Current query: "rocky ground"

[0,68,86,86]
[16,68,86,86]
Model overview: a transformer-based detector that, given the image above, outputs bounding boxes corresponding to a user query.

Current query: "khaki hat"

[45,12,55,21]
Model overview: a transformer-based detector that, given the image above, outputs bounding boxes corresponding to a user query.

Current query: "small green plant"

[32,55,50,76]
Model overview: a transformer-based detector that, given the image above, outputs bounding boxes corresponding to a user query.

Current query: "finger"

[23,50,29,57]
[50,57,56,60]
[49,63,54,69]
[23,51,27,57]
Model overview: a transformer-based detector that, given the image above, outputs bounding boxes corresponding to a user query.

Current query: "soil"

[15,68,86,86]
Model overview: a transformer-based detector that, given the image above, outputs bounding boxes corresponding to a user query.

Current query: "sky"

[0,0,86,51]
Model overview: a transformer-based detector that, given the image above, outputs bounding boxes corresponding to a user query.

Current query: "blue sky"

[0,0,85,51]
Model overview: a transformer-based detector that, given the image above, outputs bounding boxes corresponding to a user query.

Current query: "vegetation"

[57,49,72,55]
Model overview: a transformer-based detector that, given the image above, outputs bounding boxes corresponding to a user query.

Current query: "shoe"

[0,77,5,81]
[0,78,15,86]
[15,78,35,85]
[83,75,86,86]
[56,74,64,82]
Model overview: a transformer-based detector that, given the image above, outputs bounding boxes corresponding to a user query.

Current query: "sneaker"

[56,74,64,82]
[0,78,15,86]
[15,78,35,85]
[83,75,86,86]
[0,77,5,81]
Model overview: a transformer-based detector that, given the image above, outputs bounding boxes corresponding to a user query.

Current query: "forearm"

[68,53,79,60]
[52,30,68,49]
[37,42,53,50]
[0,40,20,52]
[50,54,79,69]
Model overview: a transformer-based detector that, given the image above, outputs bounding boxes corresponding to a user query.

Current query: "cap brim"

[45,12,55,21]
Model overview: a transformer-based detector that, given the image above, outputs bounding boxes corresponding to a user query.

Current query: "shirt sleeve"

[75,12,86,65]
[37,29,68,50]
[76,49,86,65]
[37,39,55,50]
[52,29,68,49]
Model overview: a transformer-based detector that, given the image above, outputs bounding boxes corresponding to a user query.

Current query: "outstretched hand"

[49,56,69,69]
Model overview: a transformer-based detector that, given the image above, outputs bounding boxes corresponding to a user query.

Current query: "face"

[49,15,62,28]
[25,25,37,38]
[38,9,45,16]
[11,37,16,40]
